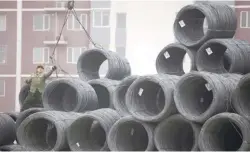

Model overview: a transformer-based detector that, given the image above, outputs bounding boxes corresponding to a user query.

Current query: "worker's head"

[36,65,44,73]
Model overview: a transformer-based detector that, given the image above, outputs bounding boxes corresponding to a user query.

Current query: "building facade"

[0,0,116,112]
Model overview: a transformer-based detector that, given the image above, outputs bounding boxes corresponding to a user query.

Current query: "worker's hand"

[52,66,57,71]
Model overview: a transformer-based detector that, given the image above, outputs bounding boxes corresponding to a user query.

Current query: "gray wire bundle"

[0,114,16,146]
[174,71,242,123]
[88,78,120,109]
[174,2,236,48]
[18,84,30,107]
[199,113,250,151]
[196,39,250,74]
[66,108,121,151]
[107,116,155,151]
[154,114,200,151]
[16,111,82,151]
[43,78,98,112]
[156,43,196,75]
[113,75,139,116]
[126,74,179,122]
[77,49,131,81]
[233,73,250,119]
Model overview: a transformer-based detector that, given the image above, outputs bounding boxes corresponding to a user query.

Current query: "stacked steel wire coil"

[6,1,250,151]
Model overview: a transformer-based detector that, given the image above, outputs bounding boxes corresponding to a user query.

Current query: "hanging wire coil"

[174,2,237,48]
[156,43,197,75]
[77,49,131,81]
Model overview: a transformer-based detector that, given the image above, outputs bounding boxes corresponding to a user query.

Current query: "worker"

[21,65,57,112]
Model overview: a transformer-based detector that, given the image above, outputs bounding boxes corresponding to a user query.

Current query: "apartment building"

[0,0,114,112]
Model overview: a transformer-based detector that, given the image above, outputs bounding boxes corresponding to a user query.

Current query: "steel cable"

[0,114,16,146]
[4,112,19,122]
[113,75,139,116]
[88,78,120,109]
[126,74,180,122]
[196,39,250,74]
[154,114,200,151]
[77,49,131,81]
[156,43,197,75]
[16,111,82,151]
[199,112,250,151]
[107,116,155,151]
[174,71,242,123]
[42,78,98,112]
[174,2,237,48]
[66,108,121,151]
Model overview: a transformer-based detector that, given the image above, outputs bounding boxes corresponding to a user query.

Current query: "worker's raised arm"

[44,66,57,79]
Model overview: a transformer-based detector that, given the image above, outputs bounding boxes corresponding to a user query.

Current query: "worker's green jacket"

[26,69,54,93]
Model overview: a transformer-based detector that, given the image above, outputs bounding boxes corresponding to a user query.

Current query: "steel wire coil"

[126,74,179,122]
[16,111,82,151]
[154,114,200,151]
[77,49,131,81]
[4,112,19,122]
[113,75,139,116]
[174,71,242,123]
[196,39,250,74]
[174,2,237,47]
[0,144,27,151]
[199,112,250,151]
[43,78,98,112]
[0,114,16,146]
[107,116,155,151]
[67,108,121,151]
[156,43,196,75]
[88,78,120,109]
[18,84,30,106]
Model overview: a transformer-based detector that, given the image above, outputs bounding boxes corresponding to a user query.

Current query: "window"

[116,13,126,28]
[33,47,50,64]
[33,14,50,31]
[67,14,87,30]
[116,46,126,57]
[240,11,250,28]
[0,80,5,96]
[67,47,86,64]
[0,45,7,64]
[93,10,110,27]
[0,15,6,31]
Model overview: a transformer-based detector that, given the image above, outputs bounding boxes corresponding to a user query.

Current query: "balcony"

[43,36,68,46]
[44,2,67,12]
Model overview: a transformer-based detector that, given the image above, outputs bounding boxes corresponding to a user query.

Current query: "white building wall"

[111,1,194,75]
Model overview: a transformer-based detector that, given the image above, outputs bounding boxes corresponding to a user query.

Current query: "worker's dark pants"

[21,90,43,112]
